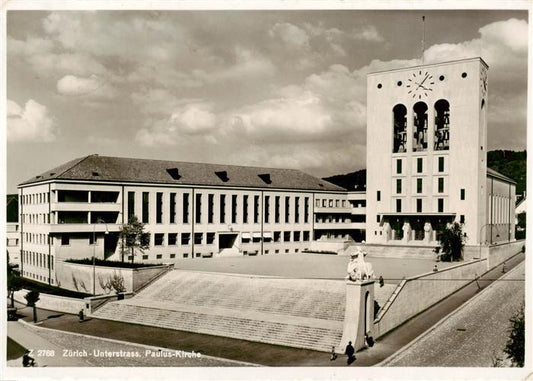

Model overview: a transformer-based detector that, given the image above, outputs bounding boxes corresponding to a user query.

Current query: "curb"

[376,260,525,366]
[18,319,260,367]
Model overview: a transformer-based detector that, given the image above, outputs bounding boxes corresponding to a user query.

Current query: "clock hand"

[416,74,430,90]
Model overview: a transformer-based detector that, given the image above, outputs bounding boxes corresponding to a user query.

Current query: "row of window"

[22,250,54,270]
[21,271,54,284]
[23,233,49,245]
[134,247,308,261]
[393,99,450,153]
[392,198,446,213]
[395,178,456,195]
[128,192,311,226]
[21,213,50,225]
[151,231,312,246]
[21,192,49,205]
[315,199,348,208]
[396,157,446,174]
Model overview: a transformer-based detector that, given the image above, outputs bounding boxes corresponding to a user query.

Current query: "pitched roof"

[487,167,516,184]
[20,154,345,191]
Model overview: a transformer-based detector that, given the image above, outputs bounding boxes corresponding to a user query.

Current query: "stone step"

[93,303,342,352]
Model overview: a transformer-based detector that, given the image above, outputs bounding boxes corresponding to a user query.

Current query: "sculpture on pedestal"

[346,246,375,281]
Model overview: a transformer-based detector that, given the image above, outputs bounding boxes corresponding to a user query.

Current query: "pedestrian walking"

[502,262,506,273]
[433,264,438,272]
[78,309,84,322]
[330,346,337,361]
[345,341,355,365]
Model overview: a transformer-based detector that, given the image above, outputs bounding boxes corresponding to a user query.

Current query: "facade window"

[460,215,465,224]
[208,194,214,224]
[438,178,444,193]
[417,198,423,213]
[89,234,96,245]
[283,231,291,242]
[194,233,203,245]
[377,215,380,223]
[304,197,309,223]
[231,195,238,224]
[417,158,423,173]
[275,196,280,223]
[417,178,423,194]
[254,195,259,224]
[264,196,270,223]
[396,159,402,174]
[438,157,445,172]
[303,231,310,241]
[396,199,402,213]
[168,233,177,245]
[438,198,444,212]
[294,197,300,223]
[243,195,249,223]
[142,192,149,223]
[285,197,290,223]
[460,189,465,200]
[413,102,428,152]
[393,104,407,153]
[294,231,301,242]
[142,255,148,260]
[154,234,164,246]
[156,192,163,223]
[183,193,190,223]
[61,234,70,245]
[128,192,135,222]
[396,179,402,194]
[170,254,176,259]
[274,231,281,242]
[156,254,162,259]
[182,233,190,245]
[206,233,215,245]
[170,193,176,224]
[434,99,450,150]
[220,195,226,224]
[195,193,202,224]
[377,191,381,201]
[315,199,320,207]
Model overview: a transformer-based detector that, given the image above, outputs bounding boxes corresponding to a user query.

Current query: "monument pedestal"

[338,279,375,353]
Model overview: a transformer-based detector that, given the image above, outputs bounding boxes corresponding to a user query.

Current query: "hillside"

[323,150,526,198]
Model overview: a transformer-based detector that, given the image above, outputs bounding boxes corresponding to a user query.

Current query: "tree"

[24,290,40,323]
[119,215,150,264]
[7,251,23,308]
[504,304,524,367]
[438,222,466,261]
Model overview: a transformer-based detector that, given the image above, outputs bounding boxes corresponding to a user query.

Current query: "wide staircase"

[92,270,394,352]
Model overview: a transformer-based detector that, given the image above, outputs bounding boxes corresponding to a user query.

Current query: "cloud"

[350,25,384,42]
[56,74,117,99]
[7,99,57,142]
[136,102,218,146]
[270,23,311,50]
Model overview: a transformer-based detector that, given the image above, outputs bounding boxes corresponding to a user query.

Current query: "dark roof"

[20,154,345,192]
[487,167,516,184]
[6,194,18,222]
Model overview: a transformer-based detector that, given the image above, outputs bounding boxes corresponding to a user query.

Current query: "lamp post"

[93,217,109,296]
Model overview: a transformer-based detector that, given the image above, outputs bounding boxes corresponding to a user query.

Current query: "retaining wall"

[14,289,85,314]
[487,240,524,268]
[56,262,169,295]
[373,259,487,338]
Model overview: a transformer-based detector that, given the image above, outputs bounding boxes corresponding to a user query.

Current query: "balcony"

[314,206,351,214]
[48,223,121,234]
[51,202,121,212]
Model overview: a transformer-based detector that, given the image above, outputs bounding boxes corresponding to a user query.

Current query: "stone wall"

[373,259,487,338]
[487,240,524,268]
[14,289,85,314]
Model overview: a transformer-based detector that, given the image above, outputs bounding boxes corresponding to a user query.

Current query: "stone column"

[338,279,375,353]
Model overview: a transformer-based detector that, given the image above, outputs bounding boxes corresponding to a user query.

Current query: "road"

[383,261,525,367]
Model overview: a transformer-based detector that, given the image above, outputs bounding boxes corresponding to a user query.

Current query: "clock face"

[480,69,488,97]
[406,70,435,99]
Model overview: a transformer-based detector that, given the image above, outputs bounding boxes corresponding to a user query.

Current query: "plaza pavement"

[381,260,526,367]
[6,319,254,367]
[7,251,524,367]
[170,253,455,283]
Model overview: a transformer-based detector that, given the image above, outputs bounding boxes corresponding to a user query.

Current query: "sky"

[5,8,529,194]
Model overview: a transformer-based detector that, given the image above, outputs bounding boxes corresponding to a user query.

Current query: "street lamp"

[93,217,109,296]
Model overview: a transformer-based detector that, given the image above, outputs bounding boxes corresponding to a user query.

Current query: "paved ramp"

[92,271,393,352]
